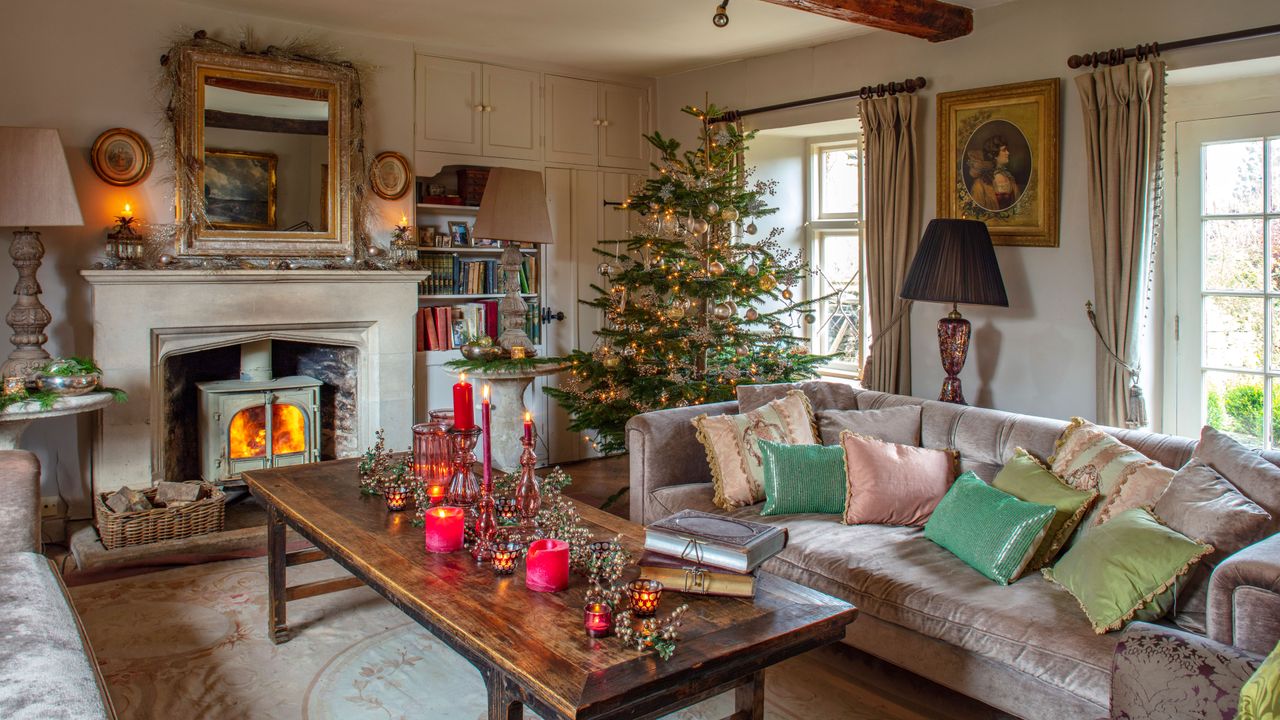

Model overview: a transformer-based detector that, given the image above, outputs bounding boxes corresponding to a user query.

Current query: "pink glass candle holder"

[424,506,465,553]
[492,541,522,575]
[584,602,614,638]
[384,484,411,511]
[626,579,663,617]
[525,538,570,592]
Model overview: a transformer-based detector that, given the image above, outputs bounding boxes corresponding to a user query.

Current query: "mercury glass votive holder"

[384,484,411,512]
[491,541,522,575]
[626,579,663,617]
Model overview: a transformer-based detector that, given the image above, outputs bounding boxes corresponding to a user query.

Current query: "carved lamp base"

[497,241,534,352]
[936,305,971,405]
[1,229,53,380]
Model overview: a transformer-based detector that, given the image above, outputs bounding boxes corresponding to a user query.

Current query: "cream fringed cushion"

[693,390,817,510]
[1050,418,1174,529]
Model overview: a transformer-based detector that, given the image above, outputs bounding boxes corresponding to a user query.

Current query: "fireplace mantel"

[82,268,425,494]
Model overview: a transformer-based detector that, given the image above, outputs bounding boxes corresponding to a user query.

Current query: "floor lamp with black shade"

[900,219,1008,405]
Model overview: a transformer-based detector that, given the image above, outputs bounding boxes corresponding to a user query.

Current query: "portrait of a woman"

[961,120,1031,213]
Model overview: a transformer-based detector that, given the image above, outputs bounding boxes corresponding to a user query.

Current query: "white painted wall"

[658,0,1280,424]
[745,132,806,318]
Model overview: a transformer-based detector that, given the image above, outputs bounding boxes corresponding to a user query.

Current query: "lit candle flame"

[524,410,532,422]
[122,203,133,218]
[460,372,467,384]
[399,213,408,226]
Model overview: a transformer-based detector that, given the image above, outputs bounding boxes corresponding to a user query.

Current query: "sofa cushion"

[694,390,817,509]
[992,449,1099,572]
[840,431,957,527]
[759,440,846,516]
[817,405,921,446]
[722,507,1122,709]
[736,380,862,414]
[0,552,112,719]
[1194,425,1280,534]
[924,471,1056,585]
[1051,418,1174,529]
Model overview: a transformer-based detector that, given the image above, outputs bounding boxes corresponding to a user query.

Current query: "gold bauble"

[781,288,793,301]
[690,218,710,235]
[745,308,759,321]
[708,260,725,276]
[721,207,739,222]
[760,275,777,292]
[603,356,621,369]
[712,302,733,321]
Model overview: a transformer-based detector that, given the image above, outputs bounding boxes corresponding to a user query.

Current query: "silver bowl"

[459,344,504,361]
[35,372,101,397]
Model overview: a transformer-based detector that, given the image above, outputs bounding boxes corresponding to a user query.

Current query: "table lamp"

[900,219,1007,405]
[471,168,553,352]
[0,127,84,379]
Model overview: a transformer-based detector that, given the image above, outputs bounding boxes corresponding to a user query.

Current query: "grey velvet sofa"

[0,450,115,719]
[626,382,1280,720]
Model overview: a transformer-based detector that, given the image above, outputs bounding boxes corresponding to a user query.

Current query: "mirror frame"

[172,45,360,257]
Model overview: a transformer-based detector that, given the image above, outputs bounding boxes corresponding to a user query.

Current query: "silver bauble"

[712,302,733,321]
[690,218,710,235]
[158,254,175,266]
[343,255,356,265]
[708,260,726,276]
[804,313,817,324]
[597,262,613,277]
[745,222,758,235]
[736,345,750,357]
[721,207,739,222]
[745,308,760,321]
[621,345,637,357]
[706,202,720,216]
[746,263,759,277]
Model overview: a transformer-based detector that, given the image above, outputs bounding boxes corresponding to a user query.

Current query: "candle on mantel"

[424,506,465,553]
[481,384,492,486]
[523,410,533,444]
[525,538,569,592]
[453,373,474,430]
[121,202,133,220]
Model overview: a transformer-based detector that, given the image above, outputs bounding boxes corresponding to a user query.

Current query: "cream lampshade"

[0,127,84,379]
[471,168,553,352]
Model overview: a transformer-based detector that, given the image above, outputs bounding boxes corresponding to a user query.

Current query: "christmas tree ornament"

[804,313,817,324]
[745,222,758,235]
[690,218,710,235]
[603,356,621,369]
[621,345,637,357]
[667,304,685,320]
[708,260,725,276]
[736,345,749,356]
[706,202,720,216]
[712,302,733,321]
[746,263,759,277]
[760,274,778,291]
[781,288,793,301]
[720,207,739,222]
[745,308,759,321]
[597,262,613,277]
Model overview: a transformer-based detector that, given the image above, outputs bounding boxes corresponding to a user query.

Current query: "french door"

[1172,112,1280,447]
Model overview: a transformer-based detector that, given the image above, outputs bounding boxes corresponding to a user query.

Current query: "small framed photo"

[472,232,501,248]
[417,225,438,244]
[448,221,471,247]
[91,128,153,187]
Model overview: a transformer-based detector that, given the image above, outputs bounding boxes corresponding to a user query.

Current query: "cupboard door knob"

[592,119,601,126]
[485,105,494,112]
[474,104,484,111]
[602,120,610,127]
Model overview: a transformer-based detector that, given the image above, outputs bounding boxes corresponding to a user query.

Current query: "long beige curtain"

[1076,60,1166,427]
[860,94,920,394]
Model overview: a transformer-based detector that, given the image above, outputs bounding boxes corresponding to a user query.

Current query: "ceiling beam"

[759,0,972,42]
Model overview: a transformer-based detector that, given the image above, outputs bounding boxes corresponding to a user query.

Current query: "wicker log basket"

[94,484,226,550]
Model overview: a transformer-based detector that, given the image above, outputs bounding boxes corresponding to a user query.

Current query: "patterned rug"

[68,557,984,720]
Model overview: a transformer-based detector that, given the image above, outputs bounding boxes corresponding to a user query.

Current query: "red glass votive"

[426,484,447,504]
[627,579,662,617]
[424,506,465,553]
[525,538,570,592]
[584,602,614,638]
[492,541,522,575]
[385,484,411,511]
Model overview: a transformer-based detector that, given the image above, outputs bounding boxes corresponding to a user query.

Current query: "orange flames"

[229,404,307,459]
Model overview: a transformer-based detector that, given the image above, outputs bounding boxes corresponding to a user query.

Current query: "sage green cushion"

[992,449,1099,572]
[758,440,846,516]
[1238,640,1280,719]
[923,471,1056,585]
[1043,507,1213,634]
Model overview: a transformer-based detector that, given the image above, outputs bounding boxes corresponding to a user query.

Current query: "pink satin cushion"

[841,431,958,526]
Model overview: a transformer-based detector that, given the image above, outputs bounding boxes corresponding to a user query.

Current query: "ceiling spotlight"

[713,0,730,28]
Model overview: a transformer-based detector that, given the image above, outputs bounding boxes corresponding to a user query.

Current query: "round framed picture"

[370,151,411,200]
[91,128,152,187]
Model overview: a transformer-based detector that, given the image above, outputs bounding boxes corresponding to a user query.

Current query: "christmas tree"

[546,105,827,454]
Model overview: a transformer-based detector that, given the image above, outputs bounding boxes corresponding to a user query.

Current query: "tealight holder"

[384,483,411,511]
[584,602,614,638]
[626,579,663,618]
[491,541,522,575]
[495,497,519,524]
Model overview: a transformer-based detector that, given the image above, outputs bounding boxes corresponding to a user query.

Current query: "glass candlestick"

[514,434,541,542]
[446,426,482,524]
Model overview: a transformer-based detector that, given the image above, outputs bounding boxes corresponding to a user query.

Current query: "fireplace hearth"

[197,340,322,483]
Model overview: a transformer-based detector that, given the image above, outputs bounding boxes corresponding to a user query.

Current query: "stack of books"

[639,509,787,598]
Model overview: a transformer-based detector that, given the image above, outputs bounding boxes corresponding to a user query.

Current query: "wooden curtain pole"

[708,76,926,123]
[1066,23,1280,68]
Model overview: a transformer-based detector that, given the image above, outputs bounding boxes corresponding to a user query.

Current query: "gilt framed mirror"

[169,43,362,257]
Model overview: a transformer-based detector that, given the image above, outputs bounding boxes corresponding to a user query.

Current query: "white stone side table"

[466,363,567,472]
[0,392,114,450]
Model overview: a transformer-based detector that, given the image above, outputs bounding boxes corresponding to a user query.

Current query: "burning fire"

[229,404,307,459]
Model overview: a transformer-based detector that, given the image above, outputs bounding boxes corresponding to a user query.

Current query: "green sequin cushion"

[993,449,1099,572]
[924,471,1057,585]
[759,440,847,516]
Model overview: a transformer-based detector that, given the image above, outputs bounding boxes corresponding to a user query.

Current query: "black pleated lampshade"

[900,219,1008,307]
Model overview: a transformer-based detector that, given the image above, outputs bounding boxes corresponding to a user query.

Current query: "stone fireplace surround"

[81,270,423,495]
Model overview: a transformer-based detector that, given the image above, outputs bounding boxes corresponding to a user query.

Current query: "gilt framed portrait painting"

[937,78,1060,247]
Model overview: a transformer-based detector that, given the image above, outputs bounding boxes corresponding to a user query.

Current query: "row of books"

[639,510,787,599]
[417,256,539,297]
[415,302,544,351]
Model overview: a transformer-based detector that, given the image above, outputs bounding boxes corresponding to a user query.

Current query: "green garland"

[444,356,564,374]
[0,386,128,414]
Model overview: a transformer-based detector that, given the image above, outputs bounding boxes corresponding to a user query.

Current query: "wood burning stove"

[196,339,321,483]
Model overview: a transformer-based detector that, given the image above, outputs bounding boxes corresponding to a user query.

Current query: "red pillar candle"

[523,410,533,444]
[584,602,613,638]
[424,506,465,553]
[453,373,474,431]
[525,538,569,592]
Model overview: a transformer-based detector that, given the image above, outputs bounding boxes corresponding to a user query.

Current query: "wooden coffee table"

[245,459,857,720]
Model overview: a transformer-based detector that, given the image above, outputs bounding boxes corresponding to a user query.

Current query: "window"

[806,136,863,374]
[1171,112,1280,447]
